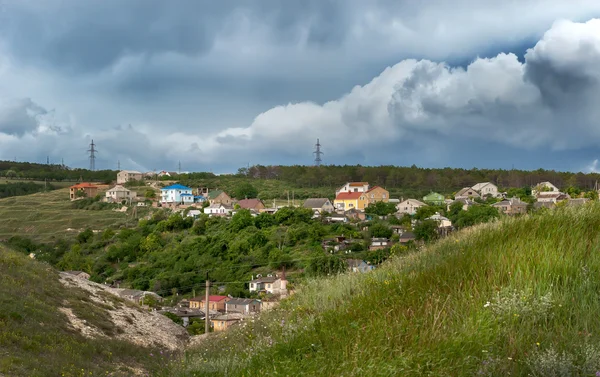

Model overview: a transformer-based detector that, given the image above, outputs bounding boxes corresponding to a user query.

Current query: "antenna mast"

[313,138,323,166]
[88,139,97,171]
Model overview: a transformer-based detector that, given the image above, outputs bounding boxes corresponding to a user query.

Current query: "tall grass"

[168,203,600,376]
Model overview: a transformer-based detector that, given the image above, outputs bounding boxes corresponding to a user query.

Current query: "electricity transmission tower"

[88,139,97,171]
[313,138,323,166]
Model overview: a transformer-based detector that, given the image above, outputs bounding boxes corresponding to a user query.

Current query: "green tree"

[454,205,499,229]
[365,201,397,216]
[415,205,442,220]
[414,220,439,242]
[369,223,393,239]
[233,182,258,200]
[230,209,254,232]
[584,191,598,201]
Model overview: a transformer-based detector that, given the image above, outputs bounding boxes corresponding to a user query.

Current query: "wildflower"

[536,342,540,346]
[483,301,491,308]
[595,371,600,377]
[508,357,513,360]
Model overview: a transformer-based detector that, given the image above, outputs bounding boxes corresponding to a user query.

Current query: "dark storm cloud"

[0,98,46,136]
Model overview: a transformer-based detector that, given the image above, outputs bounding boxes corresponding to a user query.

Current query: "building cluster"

[161,273,288,332]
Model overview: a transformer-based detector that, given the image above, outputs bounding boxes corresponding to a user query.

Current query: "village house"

[396,199,427,215]
[423,192,445,205]
[204,203,233,216]
[335,182,369,196]
[105,185,137,203]
[225,298,261,314]
[325,214,349,223]
[454,187,481,200]
[345,208,367,221]
[116,170,143,184]
[536,192,570,203]
[492,197,528,215]
[189,295,231,312]
[449,198,477,211]
[211,313,244,332]
[236,198,265,211]
[303,198,335,213]
[69,182,99,200]
[399,232,416,244]
[334,191,368,211]
[346,259,374,273]
[207,190,233,205]
[533,181,560,194]
[160,184,194,205]
[427,213,453,237]
[369,238,390,251]
[365,186,390,204]
[64,270,90,280]
[471,182,501,198]
[249,275,288,296]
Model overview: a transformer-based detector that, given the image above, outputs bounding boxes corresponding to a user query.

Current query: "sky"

[1,1,600,173]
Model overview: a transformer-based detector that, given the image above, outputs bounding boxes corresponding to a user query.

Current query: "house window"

[371,194,374,198]
[353,188,358,192]
[383,194,386,198]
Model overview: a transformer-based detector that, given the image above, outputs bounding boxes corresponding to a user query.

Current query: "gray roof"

[213,313,244,321]
[303,198,331,208]
[346,259,367,268]
[226,298,260,306]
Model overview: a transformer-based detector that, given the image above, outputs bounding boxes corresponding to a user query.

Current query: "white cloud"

[196,19,600,163]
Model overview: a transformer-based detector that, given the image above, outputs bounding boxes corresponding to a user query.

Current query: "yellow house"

[334,192,368,211]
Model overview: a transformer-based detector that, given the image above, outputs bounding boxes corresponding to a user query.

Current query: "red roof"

[367,186,384,192]
[207,295,229,302]
[335,192,363,200]
[237,198,263,209]
[349,182,368,187]
[70,182,98,189]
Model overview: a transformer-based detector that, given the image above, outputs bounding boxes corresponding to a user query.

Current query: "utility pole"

[205,272,210,335]
[287,191,290,207]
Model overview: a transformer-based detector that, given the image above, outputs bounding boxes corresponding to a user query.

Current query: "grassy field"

[0,245,170,377]
[0,188,142,243]
[168,203,600,376]
[0,178,76,188]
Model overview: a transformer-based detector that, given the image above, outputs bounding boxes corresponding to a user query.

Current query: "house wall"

[396,200,423,215]
[212,193,233,205]
[161,188,193,203]
[117,172,143,184]
[366,187,389,203]
[336,183,369,195]
[478,184,499,197]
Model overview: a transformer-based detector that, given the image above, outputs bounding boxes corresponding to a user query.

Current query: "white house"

[427,213,453,228]
[160,184,194,205]
[116,170,143,184]
[335,182,370,196]
[533,181,560,195]
[204,203,233,216]
[472,182,501,198]
[249,275,287,296]
[454,187,481,200]
[396,199,427,215]
[105,185,137,203]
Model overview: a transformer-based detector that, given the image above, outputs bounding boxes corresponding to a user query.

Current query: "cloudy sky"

[1,1,600,173]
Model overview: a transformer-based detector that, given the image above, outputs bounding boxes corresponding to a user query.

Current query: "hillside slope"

[0,246,187,377]
[172,204,600,376]
[0,188,138,243]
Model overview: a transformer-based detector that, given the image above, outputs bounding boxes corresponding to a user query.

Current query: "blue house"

[194,195,207,203]
[161,184,193,205]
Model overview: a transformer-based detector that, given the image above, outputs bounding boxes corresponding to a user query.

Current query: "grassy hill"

[0,188,143,243]
[170,204,600,376]
[0,245,182,377]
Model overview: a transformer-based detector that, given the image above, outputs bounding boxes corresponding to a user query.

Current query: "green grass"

[168,203,600,376]
[0,178,75,188]
[0,246,173,377]
[0,188,142,243]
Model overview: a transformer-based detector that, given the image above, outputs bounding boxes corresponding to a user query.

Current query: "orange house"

[69,183,99,200]
[366,186,389,204]
[189,295,231,312]
[333,191,369,211]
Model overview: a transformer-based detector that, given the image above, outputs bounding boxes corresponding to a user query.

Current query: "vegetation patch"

[166,204,600,376]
